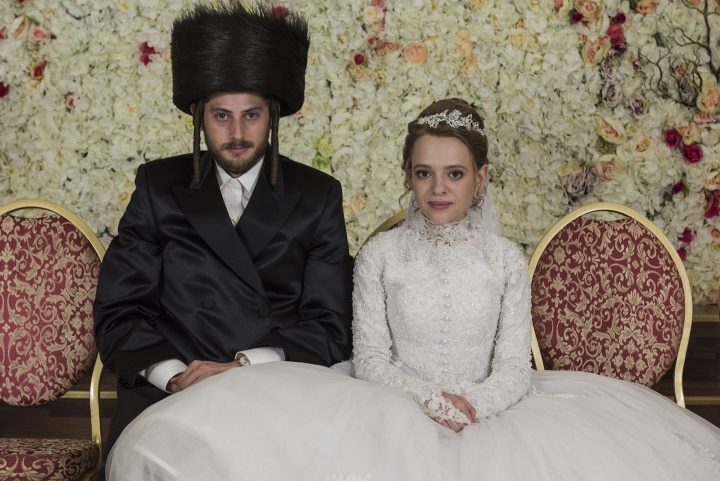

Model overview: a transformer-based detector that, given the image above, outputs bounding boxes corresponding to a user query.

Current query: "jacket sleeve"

[257,179,353,366]
[93,164,181,386]
[461,244,532,419]
[352,237,471,424]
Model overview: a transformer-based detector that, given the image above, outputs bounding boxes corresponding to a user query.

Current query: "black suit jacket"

[94,152,353,387]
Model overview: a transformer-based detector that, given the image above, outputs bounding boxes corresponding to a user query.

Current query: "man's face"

[201,92,271,177]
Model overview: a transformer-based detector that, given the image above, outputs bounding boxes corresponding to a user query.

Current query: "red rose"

[569,10,584,23]
[270,6,289,17]
[612,12,626,24]
[0,82,8,98]
[676,247,687,261]
[706,190,720,219]
[353,53,366,65]
[607,24,625,46]
[678,228,695,244]
[139,41,157,65]
[671,181,685,195]
[682,143,704,164]
[664,128,681,149]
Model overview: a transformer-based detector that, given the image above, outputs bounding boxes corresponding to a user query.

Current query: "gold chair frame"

[0,199,108,479]
[527,202,693,407]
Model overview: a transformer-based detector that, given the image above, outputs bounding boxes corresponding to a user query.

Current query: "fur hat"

[171,2,309,116]
[170,2,310,187]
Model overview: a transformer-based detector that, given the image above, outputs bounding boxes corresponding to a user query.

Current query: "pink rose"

[681,143,704,164]
[65,91,74,110]
[29,25,50,43]
[664,128,681,149]
[697,84,720,114]
[372,0,385,7]
[678,228,695,244]
[375,40,400,57]
[403,42,428,64]
[582,35,611,65]
[30,60,46,79]
[0,82,9,98]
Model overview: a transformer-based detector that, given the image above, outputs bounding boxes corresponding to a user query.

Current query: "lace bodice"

[352,206,532,423]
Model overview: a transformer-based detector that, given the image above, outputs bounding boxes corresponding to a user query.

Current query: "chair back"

[0,200,105,407]
[529,202,692,406]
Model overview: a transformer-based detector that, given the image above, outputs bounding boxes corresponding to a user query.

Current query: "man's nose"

[231,119,245,138]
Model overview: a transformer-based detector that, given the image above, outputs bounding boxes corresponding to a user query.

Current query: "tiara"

[416,109,485,136]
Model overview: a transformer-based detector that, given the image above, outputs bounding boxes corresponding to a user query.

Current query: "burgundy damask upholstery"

[0,438,98,481]
[0,213,99,406]
[531,215,685,387]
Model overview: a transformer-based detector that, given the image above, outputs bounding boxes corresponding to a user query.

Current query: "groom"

[93,2,353,474]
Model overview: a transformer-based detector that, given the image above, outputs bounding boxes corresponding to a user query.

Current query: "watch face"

[236,353,250,367]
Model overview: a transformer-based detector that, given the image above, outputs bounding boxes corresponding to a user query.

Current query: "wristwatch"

[234,352,251,367]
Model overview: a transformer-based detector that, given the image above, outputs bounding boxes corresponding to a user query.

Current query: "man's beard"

[209,138,268,177]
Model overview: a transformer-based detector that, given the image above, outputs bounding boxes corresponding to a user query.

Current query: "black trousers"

[98,380,170,481]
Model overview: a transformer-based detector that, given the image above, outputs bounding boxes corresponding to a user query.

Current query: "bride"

[107,98,720,481]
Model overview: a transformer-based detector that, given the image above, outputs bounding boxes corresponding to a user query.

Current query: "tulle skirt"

[108,362,720,481]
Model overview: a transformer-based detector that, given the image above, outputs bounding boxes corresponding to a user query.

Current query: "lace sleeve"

[462,243,532,419]
[352,237,470,424]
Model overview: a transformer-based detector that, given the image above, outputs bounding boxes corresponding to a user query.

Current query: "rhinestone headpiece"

[416,109,485,136]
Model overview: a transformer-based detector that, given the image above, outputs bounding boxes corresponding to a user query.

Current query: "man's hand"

[166,360,237,393]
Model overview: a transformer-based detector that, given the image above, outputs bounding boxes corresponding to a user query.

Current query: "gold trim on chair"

[1,198,108,478]
[527,202,693,407]
[364,210,406,247]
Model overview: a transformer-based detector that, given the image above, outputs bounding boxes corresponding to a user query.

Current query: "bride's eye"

[414,169,430,178]
[448,170,464,180]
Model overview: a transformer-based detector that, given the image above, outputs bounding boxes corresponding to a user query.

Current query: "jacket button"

[201,298,215,309]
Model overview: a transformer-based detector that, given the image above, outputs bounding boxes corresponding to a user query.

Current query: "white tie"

[225,179,246,226]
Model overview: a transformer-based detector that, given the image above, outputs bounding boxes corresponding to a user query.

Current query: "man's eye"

[215,112,227,120]
[246,111,258,120]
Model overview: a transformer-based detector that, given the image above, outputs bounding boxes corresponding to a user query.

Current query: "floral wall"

[1,0,719,304]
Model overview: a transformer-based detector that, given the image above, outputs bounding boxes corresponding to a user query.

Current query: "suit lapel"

[236,158,299,259]
[173,156,266,300]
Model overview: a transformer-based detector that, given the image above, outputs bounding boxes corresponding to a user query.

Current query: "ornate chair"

[0,199,105,480]
[528,202,692,407]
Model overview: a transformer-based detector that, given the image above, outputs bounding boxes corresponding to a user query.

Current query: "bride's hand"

[442,391,477,424]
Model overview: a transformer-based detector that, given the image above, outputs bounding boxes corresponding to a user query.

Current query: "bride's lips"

[428,201,452,210]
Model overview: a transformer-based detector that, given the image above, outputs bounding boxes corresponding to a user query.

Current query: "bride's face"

[409,134,487,224]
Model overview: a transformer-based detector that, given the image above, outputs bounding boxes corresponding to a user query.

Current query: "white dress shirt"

[140,158,284,392]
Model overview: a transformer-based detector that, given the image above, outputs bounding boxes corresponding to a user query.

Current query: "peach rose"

[10,16,28,39]
[596,116,626,144]
[582,36,611,66]
[705,171,720,191]
[29,26,50,43]
[697,84,720,113]
[576,0,603,23]
[693,111,716,124]
[678,122,700,145]
[634,135,653,153]
[711,228,720,241]
[376,40,401,57]
[403,43,428,64]
[594,154,626,181]
[636,0,659,14]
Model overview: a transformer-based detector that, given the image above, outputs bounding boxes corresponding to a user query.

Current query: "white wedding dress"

[108,199,720,481]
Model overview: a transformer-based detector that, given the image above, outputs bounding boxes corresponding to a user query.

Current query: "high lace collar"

[404,200,486,246]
